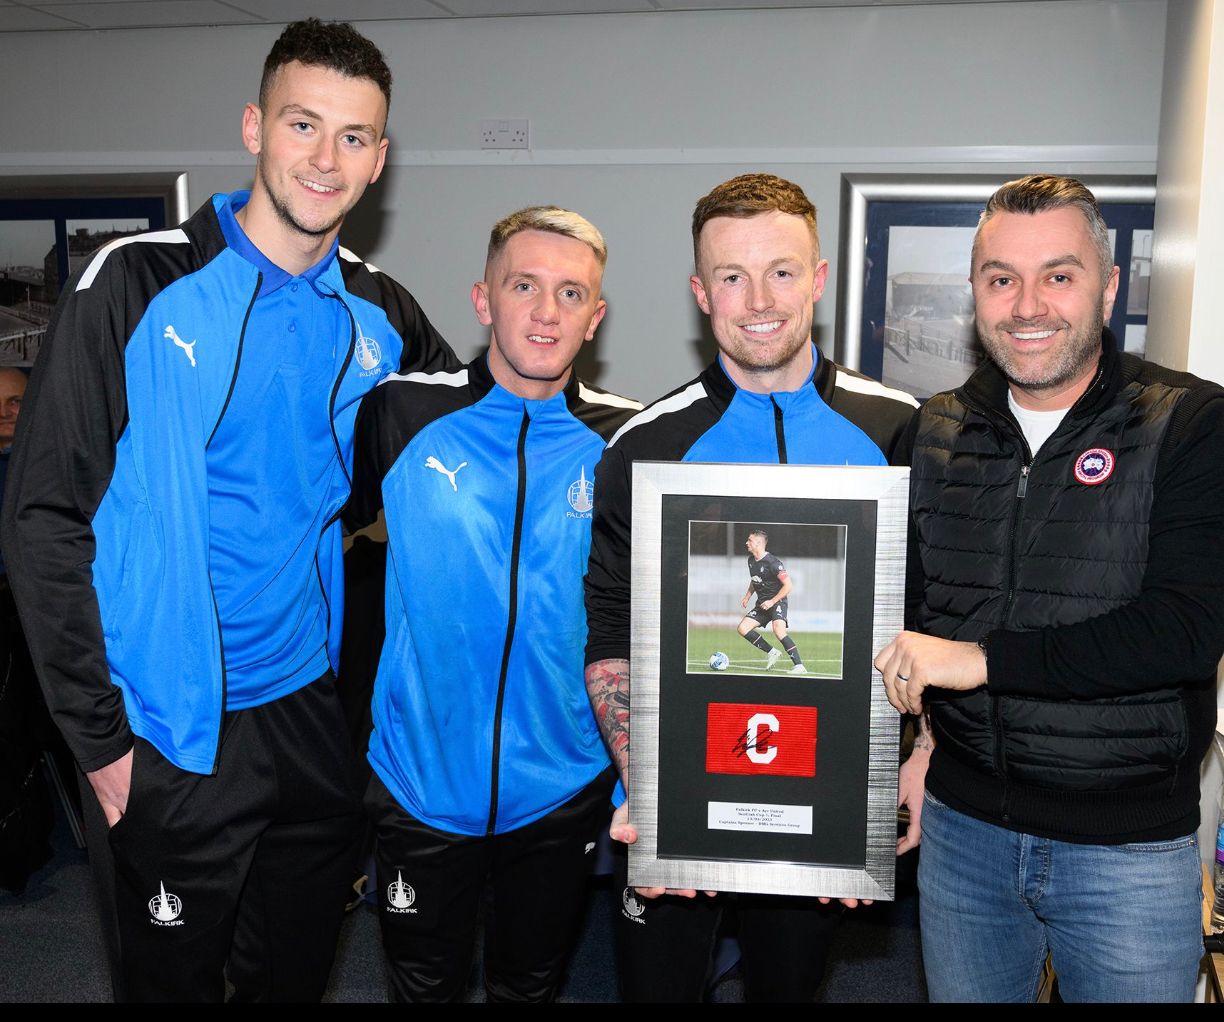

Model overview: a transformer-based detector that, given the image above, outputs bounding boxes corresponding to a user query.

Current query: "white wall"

[1148,0,1224,385]
[1149,0,1224,874]
[0,1,1165,402]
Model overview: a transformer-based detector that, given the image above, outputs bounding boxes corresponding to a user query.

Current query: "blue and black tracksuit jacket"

[345,355,641,836]
[0,194,455,775]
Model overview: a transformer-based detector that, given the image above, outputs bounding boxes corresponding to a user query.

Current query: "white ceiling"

[0,0,1104,34]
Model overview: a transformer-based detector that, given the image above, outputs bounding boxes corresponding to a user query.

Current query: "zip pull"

[1017,464,1030,499]
[770,396,788,464]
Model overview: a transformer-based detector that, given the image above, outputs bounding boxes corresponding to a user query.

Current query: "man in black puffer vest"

[876,175,1224,1002]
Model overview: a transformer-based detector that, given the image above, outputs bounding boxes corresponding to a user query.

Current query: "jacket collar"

[181,195,231,268]
[560,364,589,419]
[468,352,584,414]
[812,346,838,405]
[698,343,829,410]
[214,192,338,298]
[468,351,498,401]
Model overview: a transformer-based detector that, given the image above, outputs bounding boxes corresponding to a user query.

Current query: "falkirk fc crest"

[567,466,594,514]
[355,335,382,373]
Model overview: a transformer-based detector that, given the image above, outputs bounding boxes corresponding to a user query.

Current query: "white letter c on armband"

[746,713,779,764]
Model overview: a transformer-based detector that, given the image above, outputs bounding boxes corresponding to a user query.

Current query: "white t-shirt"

[1008,390,1069,457]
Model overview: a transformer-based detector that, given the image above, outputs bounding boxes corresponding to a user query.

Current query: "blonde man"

[346,206,641,1001]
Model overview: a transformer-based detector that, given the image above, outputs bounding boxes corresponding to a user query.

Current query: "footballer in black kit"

[739,530,805,673]
[746,552,787,620]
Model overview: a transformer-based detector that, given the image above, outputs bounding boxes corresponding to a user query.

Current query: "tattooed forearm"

[913,709,935,753]
[585,657,631,782]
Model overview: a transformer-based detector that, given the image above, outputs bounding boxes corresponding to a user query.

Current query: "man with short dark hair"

[347,206,640,1001]
[1,19,453,1001]
[876,174,1224,1002]
[584,173,917,1002]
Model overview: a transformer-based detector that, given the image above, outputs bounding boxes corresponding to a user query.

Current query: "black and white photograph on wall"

[1126,225,1154,350]
[0,220,55,367]
[0,217,151,367]
[686,519,846,679]
[0,173,187,368]
[879,224,977,400]
[836,174,1156,398]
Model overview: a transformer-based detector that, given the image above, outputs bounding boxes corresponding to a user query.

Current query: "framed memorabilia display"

[628,461,908,901]
[833,173,1155,400]
[0,172,188,367]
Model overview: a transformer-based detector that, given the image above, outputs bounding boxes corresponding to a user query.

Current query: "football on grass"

[709,651,730,671]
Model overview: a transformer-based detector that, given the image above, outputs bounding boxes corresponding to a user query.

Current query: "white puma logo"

[164,325,196,367]
[425,456,468,492]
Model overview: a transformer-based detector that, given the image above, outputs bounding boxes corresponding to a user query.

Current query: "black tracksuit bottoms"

[611,843,842,1002]
[366,765,615,1002]
[79,673,362,1002]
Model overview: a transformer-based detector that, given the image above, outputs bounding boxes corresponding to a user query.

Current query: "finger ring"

[897,673,910,681]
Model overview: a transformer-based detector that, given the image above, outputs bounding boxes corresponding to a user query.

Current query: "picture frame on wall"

[0,172,188,367]
[832,173,1156,400]
[627,461,908,901]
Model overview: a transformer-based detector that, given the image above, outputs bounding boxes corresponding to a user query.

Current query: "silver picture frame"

[628,461,908,900]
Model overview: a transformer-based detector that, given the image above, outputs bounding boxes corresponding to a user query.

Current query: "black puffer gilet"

[912,352,1192,795]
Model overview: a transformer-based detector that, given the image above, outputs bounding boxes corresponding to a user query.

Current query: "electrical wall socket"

[480,119,530,150]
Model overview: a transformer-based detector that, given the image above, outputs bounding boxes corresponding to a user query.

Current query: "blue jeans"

[918,791,1203,1002]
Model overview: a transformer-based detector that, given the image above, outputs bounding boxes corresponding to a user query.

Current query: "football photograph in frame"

[685,519,847,680]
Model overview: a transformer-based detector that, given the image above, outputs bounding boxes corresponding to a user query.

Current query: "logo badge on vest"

[567,465,594,517]
[148,881,184,925]
[387,871,417,914]
[1074,447,1115,486]
[621,886,646,923]
[705,702,817,777]
[355,335,382,374]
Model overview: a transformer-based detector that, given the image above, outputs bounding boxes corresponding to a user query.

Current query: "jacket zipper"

[207,585,228,774]
[314,551,332,656]
[326,297,359,487]
[995,433,1032,810]
[311,294,361,654]
[203,274,259,769]
[957,398,1032,806]
[314,503,350,667]
[962,365,1106,818]
[1003,462,1032,616]
[771,397,788,464]
[487,408,531,835]
[206,275,260,448]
